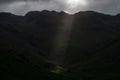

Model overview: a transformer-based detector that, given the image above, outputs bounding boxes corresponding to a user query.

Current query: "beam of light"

[48,0,87,67]
[49,15,75,66]
[49,0,87,66]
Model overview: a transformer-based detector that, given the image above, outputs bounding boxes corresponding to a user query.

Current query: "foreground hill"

[0,10,120,80]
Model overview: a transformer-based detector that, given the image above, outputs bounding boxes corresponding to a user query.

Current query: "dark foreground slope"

[0,10,120,80]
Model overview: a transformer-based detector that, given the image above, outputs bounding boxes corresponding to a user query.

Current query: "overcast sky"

[0,0,120,15]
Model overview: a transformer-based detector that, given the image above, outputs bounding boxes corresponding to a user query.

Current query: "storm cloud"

[0,0,120,15]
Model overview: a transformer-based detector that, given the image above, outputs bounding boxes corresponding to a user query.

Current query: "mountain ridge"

[0,10,117,16]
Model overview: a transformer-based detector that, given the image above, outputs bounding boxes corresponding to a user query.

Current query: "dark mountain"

[0,10,120,80]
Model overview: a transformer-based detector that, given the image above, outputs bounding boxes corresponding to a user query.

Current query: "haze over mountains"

[0,10,120,80]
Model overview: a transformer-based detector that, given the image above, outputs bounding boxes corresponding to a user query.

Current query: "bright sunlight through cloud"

[67,0,87,6]
[66,0,88,13]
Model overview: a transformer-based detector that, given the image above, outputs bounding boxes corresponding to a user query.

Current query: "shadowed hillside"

[0,10,120,80]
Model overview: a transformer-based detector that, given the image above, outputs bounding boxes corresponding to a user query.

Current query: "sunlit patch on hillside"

[51,66,65,74]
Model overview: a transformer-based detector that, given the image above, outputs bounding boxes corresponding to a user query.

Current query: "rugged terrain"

[0,10,120,80]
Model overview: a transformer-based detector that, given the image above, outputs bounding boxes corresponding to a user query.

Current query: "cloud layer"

[0,0,120,15]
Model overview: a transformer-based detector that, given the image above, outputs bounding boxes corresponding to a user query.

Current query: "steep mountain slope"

[0,10,120,79]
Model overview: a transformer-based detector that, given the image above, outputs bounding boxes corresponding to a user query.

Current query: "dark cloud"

[0,0,120,15]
